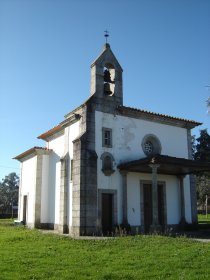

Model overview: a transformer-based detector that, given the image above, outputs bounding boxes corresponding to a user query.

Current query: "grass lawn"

[1,220,210,280]
[198,214,210,224]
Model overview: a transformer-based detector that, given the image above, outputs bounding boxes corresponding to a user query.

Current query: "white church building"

[15,43,210,236]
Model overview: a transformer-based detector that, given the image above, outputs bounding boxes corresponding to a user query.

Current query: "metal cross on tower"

[104,30,109,43]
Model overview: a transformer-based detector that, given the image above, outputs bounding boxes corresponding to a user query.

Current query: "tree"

[196,174,210,210]
[0,172,19,216]
[194,129,210,161]
[191,135,196,160]
[194,129,210,210]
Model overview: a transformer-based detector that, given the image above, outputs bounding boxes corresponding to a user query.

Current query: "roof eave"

[118,154,210,176]
[14,147,52,162]
[117,106,202,129]
[37,124,64,141]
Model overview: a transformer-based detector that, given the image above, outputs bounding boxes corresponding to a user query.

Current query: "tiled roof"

[118,154,210,175]
[117,105,201,128]
[37,102,201,142]
[37,124,63,140]
[14,147,51,161]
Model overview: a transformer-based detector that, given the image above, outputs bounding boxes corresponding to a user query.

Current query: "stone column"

[149,164,160,230]
[121,171,128,225]
[58,155,69,234]
[189,174,198,224]
[178,175,186,225]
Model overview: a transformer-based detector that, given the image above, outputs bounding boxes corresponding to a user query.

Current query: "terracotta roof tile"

[117,105,201,128]
[37,124,63,140]
[14,147,51,161]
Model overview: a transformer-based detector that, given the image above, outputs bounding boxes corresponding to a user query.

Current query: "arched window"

[100,152,115,176]
[104,156,112,170]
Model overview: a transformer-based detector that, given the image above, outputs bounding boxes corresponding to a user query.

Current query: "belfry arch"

[103,62,115,96]
[90,43,123,107]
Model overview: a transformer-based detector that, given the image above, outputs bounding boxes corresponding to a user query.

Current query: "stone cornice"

[14,147,52,162]
[116,106,202,129]
[37,124,64,141]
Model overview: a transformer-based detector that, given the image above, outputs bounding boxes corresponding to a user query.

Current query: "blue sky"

[0,0,210,180]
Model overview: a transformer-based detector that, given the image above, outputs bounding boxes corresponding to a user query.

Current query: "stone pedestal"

[149,164,160,232]
[121,171,128,225]
[178,175,186,227]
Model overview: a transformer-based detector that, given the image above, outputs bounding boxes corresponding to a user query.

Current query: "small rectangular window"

[102,128,112,148]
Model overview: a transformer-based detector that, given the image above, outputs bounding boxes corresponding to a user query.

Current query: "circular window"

[142,134,162,156]
[144,141,154,155]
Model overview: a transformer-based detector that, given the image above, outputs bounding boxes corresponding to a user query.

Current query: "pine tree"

[194,129,210,161]
[0,173,19,216]
[194,129,210,209]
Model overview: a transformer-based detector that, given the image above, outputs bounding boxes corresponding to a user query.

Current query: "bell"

[104,69,112,83]
[104,83,112,95]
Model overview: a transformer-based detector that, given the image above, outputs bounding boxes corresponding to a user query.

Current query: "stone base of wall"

[130,226,142,235]
[57,224,69,234]
[69,226,80,237]
[54,224,59,231]
[27,222,56,230]
[69,225,99,237]
[27,222,35,229]
[24,222,197,237]
[39,223,55,230]
[130,224,195,235]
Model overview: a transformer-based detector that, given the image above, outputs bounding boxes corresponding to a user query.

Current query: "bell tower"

[90,43,123,108]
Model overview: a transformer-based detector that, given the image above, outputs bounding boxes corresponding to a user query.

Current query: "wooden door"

[23,195,27,225]
[158,184,165,226]
[143,184,152,233]
[143,183,165,232]
[102,193,113,235]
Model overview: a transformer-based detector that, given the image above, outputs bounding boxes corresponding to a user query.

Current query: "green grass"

[198,214,210,224]
[1,220,210,280]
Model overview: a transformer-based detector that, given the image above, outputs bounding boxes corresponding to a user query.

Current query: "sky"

[0,0,210,180]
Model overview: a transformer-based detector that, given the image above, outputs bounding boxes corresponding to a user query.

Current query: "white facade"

[15,43,200,236]
[95,110,192,228]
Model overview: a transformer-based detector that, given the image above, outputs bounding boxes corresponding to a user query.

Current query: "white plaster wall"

[19,156,37,224]
[95,111,191,226]
[48,134,65,225]
[68,121,80,157]
[127,173,141,225]
[95,111,188,164]
[47,152,58,224]
[54,161,61,225]
[46,120,79,227]
[67,121,80,226]
[48,134,65,157]
[164,175,180,224]
[126,173,182,226]
[40,155,50,223]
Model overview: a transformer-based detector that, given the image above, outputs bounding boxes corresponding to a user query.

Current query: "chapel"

[15,43,210,236]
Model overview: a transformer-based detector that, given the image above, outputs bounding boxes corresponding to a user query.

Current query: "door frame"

[101,193,113,234]
[140,180,167,232]
[98,189,117,234]
[22,195,28,225]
